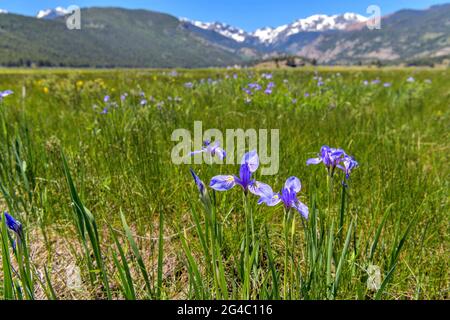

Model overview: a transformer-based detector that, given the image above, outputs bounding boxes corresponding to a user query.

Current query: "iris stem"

[327,174,334,225]
[209,194,220,298]
[339,182,346,241]
[283,208,293,299]
[242,192,250,299]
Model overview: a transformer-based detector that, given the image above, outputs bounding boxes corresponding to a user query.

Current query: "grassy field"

[0,67,448,300]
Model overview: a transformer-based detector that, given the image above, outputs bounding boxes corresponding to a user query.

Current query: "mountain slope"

[0,7,246,67]
[295,4,450,64]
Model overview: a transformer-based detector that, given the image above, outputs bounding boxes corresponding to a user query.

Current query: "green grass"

[0,67,448,300]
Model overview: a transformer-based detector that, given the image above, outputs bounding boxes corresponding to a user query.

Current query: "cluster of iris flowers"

[100,91,182,114]
[306,145,358,180]
[190,145,358,220]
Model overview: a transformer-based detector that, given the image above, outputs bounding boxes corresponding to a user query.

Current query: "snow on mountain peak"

[252,12,368,44]
[0,9,8,14]
[37,7,70,19]
[181,18,248,42]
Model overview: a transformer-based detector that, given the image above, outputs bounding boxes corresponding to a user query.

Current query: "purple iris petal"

[1,212,23,236]
[257,177,308,219]
[210,175,236,191]
[210,150,261,194]
[0,90,14,99]
[248,83,262,91]
[257,184,282,206]
[244,88,252,95]
[190,141,226,160]
[306,157,322,165]
[189,168,207,197]
[235,163,254,190]
[284,176,301,193]
[292,200,309,219]
[307,145,345,175]
[337,154,359,179]
[213,147,226,160]
[207,142,227,160]
[241,150,259,173]
[258,192,282,206]
[189,150,205,156]
[248,181,274,198]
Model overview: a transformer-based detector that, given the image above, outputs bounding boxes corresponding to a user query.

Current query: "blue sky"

[0,0,447,31]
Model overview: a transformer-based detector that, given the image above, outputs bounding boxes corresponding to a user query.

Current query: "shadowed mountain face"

[0,7,246,68]
[0,4,449,67]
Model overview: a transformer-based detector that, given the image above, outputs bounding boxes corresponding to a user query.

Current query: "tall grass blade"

[120,210,153,298]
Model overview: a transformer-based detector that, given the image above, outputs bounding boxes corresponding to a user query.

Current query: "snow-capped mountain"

[181,18,248,43]
[36,7,70,19]
[0,9,8,14]
[182,13,368,46]
[252,13,368,44]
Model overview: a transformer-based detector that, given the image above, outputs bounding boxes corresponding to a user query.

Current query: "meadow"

[0,67,448,300]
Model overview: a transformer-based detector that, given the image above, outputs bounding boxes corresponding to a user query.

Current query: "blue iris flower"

[210,150,270,196]
[190,140,226,160]
[1,212,23,237]
[257,177,309,219]
[306,145,345,176]
[248,83,262,91]
[189,168,207,198]
[337,154,359,180]
[0,90,13,101]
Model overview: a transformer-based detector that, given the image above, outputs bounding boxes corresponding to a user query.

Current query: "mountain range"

[0,4,449,67]
[182,13,368,45]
